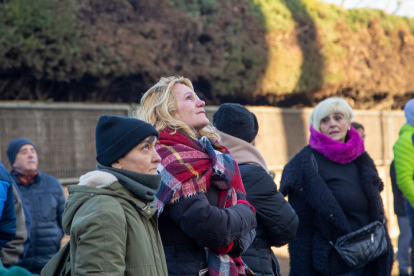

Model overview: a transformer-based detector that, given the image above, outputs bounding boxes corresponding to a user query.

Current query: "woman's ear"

[348,120,352,130]
[111,159,123,170]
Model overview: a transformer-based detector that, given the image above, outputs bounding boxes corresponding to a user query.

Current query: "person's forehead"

[173,83,194,95]
[19,144,35,151]
[322,112,343,118]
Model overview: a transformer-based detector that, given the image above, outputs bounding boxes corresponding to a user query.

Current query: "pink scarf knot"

[309,125,365,164]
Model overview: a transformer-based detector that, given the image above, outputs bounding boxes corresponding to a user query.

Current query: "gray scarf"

[97,163,161,203]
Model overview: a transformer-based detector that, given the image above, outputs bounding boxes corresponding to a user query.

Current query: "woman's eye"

[186,96,192,100]
[143,145,149,150]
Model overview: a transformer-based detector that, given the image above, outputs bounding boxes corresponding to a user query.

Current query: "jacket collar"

[96,163,161,203]
[217,129,268,173]
[64,182,158,234]
[11,170,41,185]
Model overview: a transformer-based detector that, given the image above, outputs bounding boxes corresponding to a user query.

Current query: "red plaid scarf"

[156,128,246,210]
[12,169,38,186]
[156,128,251,276]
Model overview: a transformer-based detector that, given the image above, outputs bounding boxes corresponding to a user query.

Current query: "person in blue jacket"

[1,180,31,268]
[0,161,17,252]
[7,138,65,274]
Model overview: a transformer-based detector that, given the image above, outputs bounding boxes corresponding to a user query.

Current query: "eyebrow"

[142,136,157,144]
[184,91,195,97]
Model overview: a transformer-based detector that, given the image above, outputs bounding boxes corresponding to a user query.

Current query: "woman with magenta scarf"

[280,97,393,276]
[135,76,257,276]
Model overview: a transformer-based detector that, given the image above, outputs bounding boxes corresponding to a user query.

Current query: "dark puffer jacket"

[240,164,298,276]
[159,185,257,276]
[12,171,65,272]
[280,146,393,276]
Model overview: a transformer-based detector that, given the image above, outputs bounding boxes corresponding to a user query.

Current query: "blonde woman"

[280,98,393,276]
[135,76,257,276]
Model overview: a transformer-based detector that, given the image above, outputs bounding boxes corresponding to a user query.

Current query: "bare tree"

[390,0,404,14]
[384,0,394,11]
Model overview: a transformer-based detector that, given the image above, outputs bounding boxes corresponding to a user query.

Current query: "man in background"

[393,98,414,276]
[390,160,412,276]
[7,138,65,274]
[351,121,366,140]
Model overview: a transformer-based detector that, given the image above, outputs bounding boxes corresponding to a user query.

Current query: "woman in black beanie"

[46,115,169,276]
[213,103,299,276]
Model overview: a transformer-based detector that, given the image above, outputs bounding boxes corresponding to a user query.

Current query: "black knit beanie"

[95,115,159,166]
[213,103,258,143]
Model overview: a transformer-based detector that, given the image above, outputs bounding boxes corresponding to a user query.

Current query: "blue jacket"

[0,162,16,250]
[1,181,32,265]
[12,171,65,271]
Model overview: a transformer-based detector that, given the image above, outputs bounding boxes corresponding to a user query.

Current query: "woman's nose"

[153,151,161,163]
[197,99,205,107]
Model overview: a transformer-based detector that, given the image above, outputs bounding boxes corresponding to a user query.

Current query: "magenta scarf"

[309,125,365,164]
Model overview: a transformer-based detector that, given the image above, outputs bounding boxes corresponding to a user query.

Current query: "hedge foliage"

[1,0,414,104]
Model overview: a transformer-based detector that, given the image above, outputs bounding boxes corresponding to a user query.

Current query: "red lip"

[197,110,205,114]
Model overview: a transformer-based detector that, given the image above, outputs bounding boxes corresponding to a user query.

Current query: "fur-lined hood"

[78,170,118,188]
[62,170,158,234]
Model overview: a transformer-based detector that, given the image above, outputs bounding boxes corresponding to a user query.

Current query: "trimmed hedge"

[1,0,414,105]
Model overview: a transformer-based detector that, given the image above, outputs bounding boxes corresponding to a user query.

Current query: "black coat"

[159,185,257,276]
[280,146,393,276]
[240,164,298,276]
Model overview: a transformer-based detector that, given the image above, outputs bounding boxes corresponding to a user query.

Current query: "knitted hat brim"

[96,123,159,166]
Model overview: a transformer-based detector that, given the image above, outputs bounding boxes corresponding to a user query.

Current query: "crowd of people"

[0,76,413,276]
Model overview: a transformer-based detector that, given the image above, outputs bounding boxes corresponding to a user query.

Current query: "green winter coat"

[393,123,414,207]
[62,170,168,276]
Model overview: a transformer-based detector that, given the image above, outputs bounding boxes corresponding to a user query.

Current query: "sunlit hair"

[134,76,220,142]
[309,97,354,132]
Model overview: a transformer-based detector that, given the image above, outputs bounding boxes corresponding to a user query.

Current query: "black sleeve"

[166,192,257,249]
[244,167,299,247]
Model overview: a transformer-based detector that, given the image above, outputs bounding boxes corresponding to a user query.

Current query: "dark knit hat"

[7,138,37,166]
[351,121,364,130]
[213,103,259,143]
[95,115,159,166]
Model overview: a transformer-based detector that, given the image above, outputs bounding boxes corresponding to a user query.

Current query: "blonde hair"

[309,97,354,132]
[134,76,220,142]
